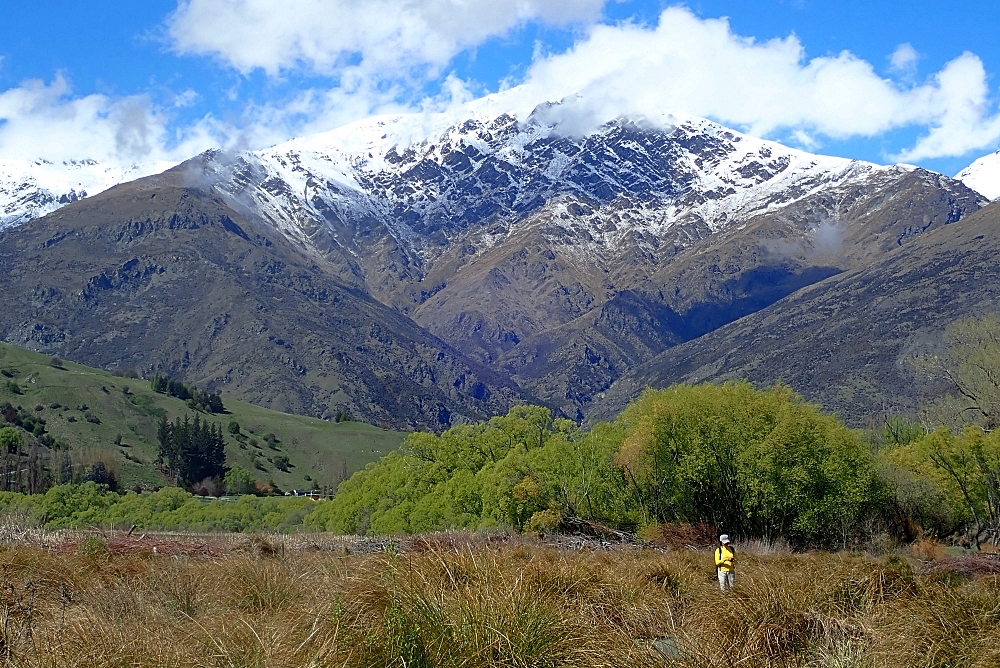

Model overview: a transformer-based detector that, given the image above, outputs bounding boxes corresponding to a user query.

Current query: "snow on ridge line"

[221,106,922,268]
[0,96,964,238]
[265,105,864,176]
[0,157,178,230]
[249,107,878,228]
[956,150,1000,200]
[253,107,887,217]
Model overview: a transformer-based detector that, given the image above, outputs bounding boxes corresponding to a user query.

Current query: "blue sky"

[2,1,999,176]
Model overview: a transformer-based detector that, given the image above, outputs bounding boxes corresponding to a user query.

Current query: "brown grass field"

[0,530,998,668]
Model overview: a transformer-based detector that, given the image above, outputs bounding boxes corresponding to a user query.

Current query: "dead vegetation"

[0,531,997,667]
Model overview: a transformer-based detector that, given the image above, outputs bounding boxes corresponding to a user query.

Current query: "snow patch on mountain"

[0,158,173,230]
[207,105,907,267]
[957,150,1000,200]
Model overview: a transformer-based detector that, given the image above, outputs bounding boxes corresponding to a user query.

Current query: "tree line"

[301,313,1000,549]
[0,483,314,531]
[305,385,889,548]
[1,426,118,494]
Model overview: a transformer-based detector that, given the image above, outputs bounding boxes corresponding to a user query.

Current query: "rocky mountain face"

[192,108,986,419]
[0,105,991,425]
[596,201,1000,426]
[0,169,527,429]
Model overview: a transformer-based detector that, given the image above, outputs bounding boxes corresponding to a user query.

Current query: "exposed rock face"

[596,202,1000,426]
[0,172,527,429]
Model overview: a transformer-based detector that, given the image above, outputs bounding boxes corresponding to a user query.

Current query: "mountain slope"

[596,201,1000,425]
[184,108,984,416]
[489,166,979,414]
[0,167,527,429]
[0,341,401,491]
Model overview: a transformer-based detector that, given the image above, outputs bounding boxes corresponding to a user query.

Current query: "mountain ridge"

[0,171,530,429]
[4,101,998,234]
[595,200,1000,426]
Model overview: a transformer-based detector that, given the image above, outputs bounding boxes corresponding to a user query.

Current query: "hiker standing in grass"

[715,534,736,591]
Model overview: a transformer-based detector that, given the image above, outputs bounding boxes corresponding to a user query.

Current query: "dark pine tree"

[157,414,227,487]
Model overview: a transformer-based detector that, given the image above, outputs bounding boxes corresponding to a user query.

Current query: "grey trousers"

[718,570,735,591]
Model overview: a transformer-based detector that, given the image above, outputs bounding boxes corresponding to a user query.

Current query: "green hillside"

[0,342,402,491]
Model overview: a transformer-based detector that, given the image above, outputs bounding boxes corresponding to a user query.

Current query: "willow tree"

[888,426,1000,549]
[613,382,884,547]
[915,313,1000,430]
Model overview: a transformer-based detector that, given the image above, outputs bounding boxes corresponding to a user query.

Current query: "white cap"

[719,534,731,544]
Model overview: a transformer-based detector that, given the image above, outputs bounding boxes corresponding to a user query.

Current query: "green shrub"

[80,535,108,557]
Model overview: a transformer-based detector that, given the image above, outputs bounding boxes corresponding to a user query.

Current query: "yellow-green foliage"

[614,383,884,545]
[303,404,631,536]
[0,542,997,667]
[318,383,886,546]
[0,483,317,532]
[915,313,1000,430]
[885,426,1000,545]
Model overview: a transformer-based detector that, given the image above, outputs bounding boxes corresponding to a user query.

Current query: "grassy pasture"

[0,532,997,667]
[0,342,400,491]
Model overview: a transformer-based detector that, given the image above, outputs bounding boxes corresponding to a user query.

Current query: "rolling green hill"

[0,342,402,491]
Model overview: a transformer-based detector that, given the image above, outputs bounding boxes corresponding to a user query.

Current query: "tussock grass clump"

[0,538,997,667]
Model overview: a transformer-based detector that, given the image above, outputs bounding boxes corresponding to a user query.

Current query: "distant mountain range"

[0,101,997,428]
[0,158,170,230]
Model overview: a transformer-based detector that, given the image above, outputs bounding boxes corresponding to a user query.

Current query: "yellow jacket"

[715,545,736,573]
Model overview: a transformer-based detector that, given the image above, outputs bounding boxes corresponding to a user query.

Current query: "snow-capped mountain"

[178,105,982,411]
[0,101,989,426]
[957,149,1000,200]
[0,158,168,230]
[204,106,908,268]
[3,99,982,259]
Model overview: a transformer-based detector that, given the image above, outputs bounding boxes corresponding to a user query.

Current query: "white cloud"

[488,8,1000,161]
[0,73,420,168]
[5,5,1000,169]
[889,43,919,74]
[163,0,610,147]
[166,0,606,77]
[0,75,226,166]
[895,54,1000,162]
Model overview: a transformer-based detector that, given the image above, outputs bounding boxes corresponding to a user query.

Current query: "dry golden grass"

[0,535,997,667]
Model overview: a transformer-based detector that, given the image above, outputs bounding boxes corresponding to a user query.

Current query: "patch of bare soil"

[919,552,1000,577]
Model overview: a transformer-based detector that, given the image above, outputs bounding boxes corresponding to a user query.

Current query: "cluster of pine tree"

[156,415,226,488]
[150,375,224,413]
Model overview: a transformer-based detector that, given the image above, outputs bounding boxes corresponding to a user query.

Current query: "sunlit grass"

[0,535,997,667]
